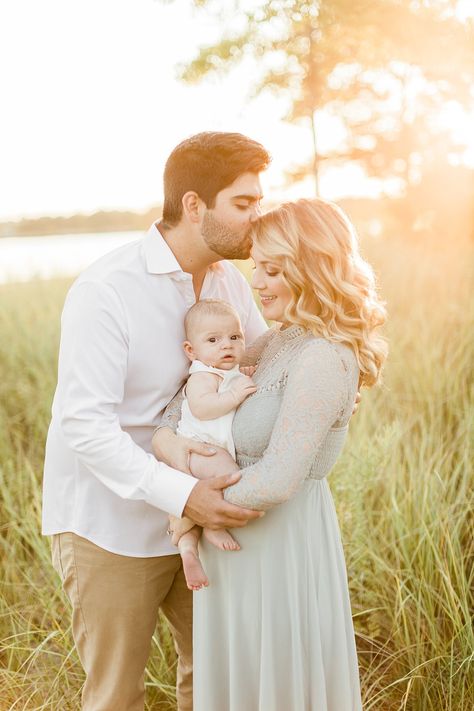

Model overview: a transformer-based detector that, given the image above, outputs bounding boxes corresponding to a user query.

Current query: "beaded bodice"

[225,326,359,510]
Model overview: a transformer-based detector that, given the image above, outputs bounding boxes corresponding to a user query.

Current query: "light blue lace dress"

[192,325,363,711]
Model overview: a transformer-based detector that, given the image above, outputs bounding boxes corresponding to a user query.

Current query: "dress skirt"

[193,478,363,711]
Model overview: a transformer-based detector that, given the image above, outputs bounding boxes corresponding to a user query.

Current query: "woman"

[157,198,387,710]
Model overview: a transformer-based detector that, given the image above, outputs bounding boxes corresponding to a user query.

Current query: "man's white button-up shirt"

[42,224,267,557]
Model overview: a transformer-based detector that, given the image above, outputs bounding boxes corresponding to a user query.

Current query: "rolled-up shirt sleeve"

[58,280,197,517]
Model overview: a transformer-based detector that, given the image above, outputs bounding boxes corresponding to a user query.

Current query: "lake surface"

[0,231,142,284]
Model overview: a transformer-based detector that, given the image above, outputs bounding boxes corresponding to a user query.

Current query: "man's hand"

[153,427,216,474]
[184,472,263,529]
[239,365,256,377]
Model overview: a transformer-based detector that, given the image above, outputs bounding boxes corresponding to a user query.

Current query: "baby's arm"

[186,371,256,421]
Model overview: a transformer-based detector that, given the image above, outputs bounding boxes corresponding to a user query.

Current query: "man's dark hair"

[162,132,271,226]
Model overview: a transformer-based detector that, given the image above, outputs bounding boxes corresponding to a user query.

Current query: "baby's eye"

[230,334,242,340]
[208,337,216,343]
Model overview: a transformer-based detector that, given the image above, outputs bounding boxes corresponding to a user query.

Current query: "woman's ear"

[183,341,195,361]
[182,191,204,224]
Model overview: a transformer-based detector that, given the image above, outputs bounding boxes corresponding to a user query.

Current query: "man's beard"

[201,211,252,260]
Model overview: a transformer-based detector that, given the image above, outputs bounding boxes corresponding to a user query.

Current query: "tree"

[177,0,473,198]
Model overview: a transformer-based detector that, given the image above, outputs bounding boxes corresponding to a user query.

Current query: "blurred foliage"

[176,0,474,216]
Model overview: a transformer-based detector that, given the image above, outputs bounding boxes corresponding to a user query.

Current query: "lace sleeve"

[240,328,274,367]
[154,387,184,434]
[224,340,355,509]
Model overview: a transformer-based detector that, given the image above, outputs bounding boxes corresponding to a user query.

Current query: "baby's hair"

[184,299,241,338]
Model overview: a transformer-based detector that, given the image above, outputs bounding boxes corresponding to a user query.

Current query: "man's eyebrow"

[232,194,263,202]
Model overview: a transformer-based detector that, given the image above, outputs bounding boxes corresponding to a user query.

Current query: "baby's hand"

[229,375,257,405]
[239,365,256,377]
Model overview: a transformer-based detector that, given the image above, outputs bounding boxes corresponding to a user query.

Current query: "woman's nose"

[251,271,264,289]
[249,202,261,221]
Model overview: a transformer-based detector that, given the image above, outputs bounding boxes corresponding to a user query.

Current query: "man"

[43,132,271,711]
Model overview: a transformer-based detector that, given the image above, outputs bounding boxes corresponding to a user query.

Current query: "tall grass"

[0,239,472,710]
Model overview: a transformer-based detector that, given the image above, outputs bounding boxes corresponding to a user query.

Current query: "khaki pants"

[52,532,192,711]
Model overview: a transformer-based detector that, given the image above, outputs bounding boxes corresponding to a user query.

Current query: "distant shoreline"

[0,197,379,238]
[0,226,145,238]
[0,206,162,238]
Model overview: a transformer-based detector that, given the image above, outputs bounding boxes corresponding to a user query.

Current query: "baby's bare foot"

[181,549,209,591]
[204,528,240,551]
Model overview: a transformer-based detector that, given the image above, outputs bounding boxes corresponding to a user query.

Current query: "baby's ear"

[183,341,195,362]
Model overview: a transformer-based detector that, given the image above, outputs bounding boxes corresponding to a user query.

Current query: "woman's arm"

[224,339,356,510]
[156,387,184,434]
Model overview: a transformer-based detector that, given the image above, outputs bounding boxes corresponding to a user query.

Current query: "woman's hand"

[168,515,196,546]
[229,375,257,405]
[152,427,217,474]
[352,390,361,415]
[239,365,256,377]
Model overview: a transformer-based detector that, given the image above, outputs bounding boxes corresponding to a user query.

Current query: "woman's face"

[250,245,293,323]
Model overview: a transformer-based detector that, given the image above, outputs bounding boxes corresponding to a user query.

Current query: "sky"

[1,0,473,221]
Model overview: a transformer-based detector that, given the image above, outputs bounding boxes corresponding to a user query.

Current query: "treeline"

[2,165,472,244]
[0,206,162,238]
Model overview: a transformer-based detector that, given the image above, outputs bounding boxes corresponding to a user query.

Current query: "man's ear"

[182,191,204,224]
[183,341,195,361]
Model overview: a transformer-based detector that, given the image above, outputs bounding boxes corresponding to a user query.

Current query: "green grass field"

[0,237,473,710]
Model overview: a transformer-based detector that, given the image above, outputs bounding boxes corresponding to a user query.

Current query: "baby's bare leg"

[178,526,209,591]
[190,446,241,552]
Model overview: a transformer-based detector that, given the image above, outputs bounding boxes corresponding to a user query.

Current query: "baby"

[170,299,257,591]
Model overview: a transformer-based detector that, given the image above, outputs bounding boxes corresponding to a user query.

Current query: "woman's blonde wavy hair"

[250,198,387,387]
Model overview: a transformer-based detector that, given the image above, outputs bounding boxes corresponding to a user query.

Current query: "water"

[0,231,142,284]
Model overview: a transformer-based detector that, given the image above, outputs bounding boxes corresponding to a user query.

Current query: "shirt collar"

[144,223,183,275]
[144,222,227,281]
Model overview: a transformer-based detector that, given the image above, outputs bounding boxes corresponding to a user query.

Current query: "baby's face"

[185,313,246,370]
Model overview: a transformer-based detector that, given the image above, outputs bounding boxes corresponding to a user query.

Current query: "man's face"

[201,172,263,260]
